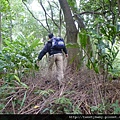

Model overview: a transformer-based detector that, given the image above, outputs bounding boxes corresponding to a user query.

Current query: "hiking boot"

[45,80,51,84]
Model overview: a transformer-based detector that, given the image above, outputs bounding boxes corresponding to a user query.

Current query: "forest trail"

[1,67,120,114]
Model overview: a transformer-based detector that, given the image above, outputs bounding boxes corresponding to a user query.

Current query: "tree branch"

[47,0,61,35]
[78,5,110,16]
[39,0,51,32]
[22,0,49,32]
[47,0,60,28]
[79,11,109,16]
[37,0,60,33]
[74,14,85,29]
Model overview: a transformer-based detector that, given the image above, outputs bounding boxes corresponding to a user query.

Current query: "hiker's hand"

[65,54,68,58]
[36,60,39,66]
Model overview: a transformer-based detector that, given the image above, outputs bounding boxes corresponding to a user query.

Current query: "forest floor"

[1,66,120,114]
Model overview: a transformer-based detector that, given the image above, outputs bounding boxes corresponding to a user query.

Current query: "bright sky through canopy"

[30,0,41,12]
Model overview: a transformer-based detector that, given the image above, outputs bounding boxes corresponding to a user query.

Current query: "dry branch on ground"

[1,67,120,114]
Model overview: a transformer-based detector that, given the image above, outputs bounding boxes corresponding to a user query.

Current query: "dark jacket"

[38,39,67,60]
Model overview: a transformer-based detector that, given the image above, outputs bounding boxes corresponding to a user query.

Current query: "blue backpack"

[51,37,65,50]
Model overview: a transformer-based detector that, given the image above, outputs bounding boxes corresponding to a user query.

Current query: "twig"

[22,0,49,32]
[18,95,42,114]
[1,95,16,113]
[25,83,36,99]
[35,91,60,114]
[12,100,16,114]
[39,1,51,32]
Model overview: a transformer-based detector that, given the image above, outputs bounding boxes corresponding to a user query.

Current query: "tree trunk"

[74,14,93,65]
[58,0,80,68]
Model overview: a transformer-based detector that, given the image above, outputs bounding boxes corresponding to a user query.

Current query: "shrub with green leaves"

[78,24,119,77]
[0,33,43,81]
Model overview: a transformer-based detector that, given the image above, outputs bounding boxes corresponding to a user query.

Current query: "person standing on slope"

[37,33,68,88]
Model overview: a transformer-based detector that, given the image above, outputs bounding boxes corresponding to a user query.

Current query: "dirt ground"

[1,66,120,114]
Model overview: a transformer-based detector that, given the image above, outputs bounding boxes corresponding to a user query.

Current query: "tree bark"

[58,0,80,68]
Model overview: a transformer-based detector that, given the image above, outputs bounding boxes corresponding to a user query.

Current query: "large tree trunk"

[58,0,80,68]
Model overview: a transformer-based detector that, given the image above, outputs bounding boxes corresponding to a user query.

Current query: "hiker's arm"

[63,46,68,57]
[38,43,48,61]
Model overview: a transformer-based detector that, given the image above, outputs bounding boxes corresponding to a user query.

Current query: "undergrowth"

[0,68,120,114]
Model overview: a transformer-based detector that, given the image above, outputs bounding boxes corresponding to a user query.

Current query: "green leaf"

[67,0,77,11]
[93,65,99,73]
[29,39,42,50]
[79,30,87,48]
[20,91,27,109]
[14,75,21,82]
[66,43,79,48]
[90,106,99,112]
[20,82,29,89]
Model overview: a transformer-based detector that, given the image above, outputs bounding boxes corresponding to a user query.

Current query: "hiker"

[37,33,68,87]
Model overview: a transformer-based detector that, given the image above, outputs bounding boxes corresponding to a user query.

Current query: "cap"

[48,33,54,39]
